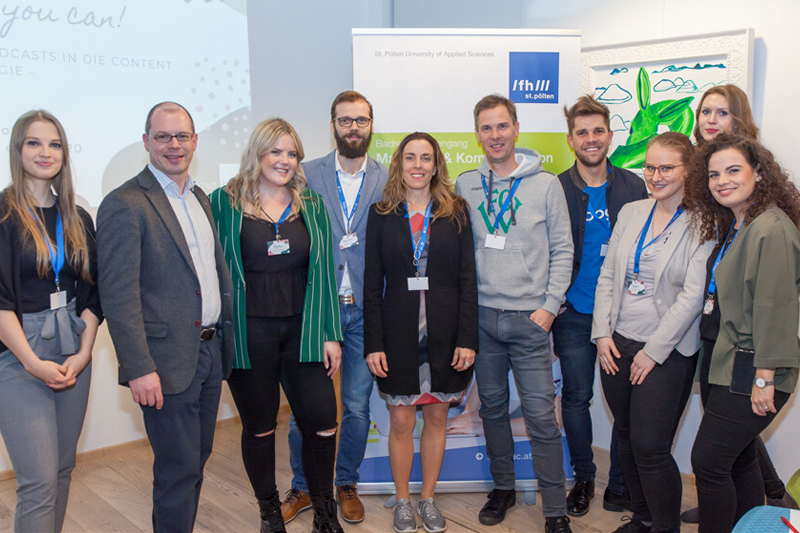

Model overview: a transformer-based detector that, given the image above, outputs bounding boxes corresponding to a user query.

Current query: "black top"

[699,237,727,343]
[18,205,83,312]
[241,212,309,317]
[0,192,103,353]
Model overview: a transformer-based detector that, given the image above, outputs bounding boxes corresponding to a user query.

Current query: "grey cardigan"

[592,199,714,363]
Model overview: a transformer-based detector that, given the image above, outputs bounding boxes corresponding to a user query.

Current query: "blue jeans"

[552,304,626,492]
[289,304,373,490]
[476,306,566,518]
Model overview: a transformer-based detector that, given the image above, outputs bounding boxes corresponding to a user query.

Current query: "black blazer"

[363,203,478,396]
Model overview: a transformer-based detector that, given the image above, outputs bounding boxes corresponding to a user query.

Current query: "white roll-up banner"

[353,28,580,494]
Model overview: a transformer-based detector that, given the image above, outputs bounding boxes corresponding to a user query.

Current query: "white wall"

[2,0,798,484]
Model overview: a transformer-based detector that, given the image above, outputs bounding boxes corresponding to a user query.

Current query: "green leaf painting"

[609,67,694,169]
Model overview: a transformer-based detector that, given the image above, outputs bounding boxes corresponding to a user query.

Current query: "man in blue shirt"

[553,95,648,517]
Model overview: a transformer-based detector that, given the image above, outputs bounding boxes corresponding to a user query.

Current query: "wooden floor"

[0,411,700,532]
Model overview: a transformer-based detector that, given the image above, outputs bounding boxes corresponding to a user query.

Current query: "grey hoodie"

[455,148,573,314]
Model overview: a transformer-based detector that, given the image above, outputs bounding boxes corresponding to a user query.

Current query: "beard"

[575,146,608,168]
[335,128,372,159]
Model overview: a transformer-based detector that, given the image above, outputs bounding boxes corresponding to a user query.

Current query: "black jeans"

[601,333,697,533]
[699,340,787,501]
[228,315,337,504]
[693,353,790,533]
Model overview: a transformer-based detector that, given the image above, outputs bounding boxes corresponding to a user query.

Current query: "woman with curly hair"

[685,134,800,533]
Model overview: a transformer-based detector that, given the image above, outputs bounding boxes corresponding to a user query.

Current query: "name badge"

[627,279,645,295]
[339,233,359,249]
[485,234,506,250]
[703,296,715,315]
[268,239,290,256]
[600,244,608,257]
[408,276,429,291]
[50,290,67,310]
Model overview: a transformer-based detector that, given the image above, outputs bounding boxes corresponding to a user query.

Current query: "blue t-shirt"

[566,182,610,314]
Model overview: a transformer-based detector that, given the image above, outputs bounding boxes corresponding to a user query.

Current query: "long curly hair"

[684,134,800,242]
[224,118,309,216]
[376,132,468,229]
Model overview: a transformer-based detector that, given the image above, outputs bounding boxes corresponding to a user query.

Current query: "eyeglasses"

[151,132,194,143]
[642,164,684,178]
[333,116,372,128]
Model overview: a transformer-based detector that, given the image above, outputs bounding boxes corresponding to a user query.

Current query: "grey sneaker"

[393,498,417,533]
[417,497,447,533]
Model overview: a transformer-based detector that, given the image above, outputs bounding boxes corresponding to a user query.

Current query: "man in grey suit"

[281,91,388,524]
[97,102,234,533]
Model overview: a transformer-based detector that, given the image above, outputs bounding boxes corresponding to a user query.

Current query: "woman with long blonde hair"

[210,118,344,533]
[0,110,102,532]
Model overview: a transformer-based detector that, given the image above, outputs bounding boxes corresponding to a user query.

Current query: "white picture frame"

[580,29,755,169]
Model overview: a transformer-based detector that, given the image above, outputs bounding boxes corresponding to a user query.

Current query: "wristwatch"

[754,377,775,388]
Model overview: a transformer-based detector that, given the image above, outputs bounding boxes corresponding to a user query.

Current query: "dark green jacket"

[712,204,800,393]
[209,187,343,369]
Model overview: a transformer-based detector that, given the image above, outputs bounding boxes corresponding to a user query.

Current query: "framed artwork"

[581,29,754,170]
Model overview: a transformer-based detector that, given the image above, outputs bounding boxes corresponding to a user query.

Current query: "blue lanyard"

[406,201,432,275]
[634,204,683,276]
[481,173,521,233]
[708,223,739,295]
[336,171,364,233]
[31,206,65,290]
[261,202,293,239]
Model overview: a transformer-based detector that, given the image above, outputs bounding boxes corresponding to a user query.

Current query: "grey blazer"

[97,167,234,395]
[303,151,389,309]
[591,198,714,363]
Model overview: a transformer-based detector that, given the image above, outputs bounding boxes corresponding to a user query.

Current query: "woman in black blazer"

[364,132,478,533]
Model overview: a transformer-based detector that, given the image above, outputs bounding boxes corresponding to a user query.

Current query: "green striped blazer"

[209,186,344,369]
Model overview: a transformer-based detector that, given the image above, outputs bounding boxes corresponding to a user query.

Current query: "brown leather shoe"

[336,485,365,523]
[281,488,311,523]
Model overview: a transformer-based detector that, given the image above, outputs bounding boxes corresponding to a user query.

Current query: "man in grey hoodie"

[455,94,574,533]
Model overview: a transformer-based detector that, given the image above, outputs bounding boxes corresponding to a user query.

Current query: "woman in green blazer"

[210,118,344,533]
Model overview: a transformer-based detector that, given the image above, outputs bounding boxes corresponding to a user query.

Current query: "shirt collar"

[334,150,367,180]
[149,163,195,198]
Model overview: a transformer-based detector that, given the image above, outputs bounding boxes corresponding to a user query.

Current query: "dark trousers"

[699,340,787,501]
[601,333,697,533]
[552,305,626,491]
[227,315,337,504]
[693,344,790,533]
[141,335,223,533]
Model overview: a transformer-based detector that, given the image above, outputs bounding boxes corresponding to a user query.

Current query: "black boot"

[258,493,286,533]
[311,496,344,533]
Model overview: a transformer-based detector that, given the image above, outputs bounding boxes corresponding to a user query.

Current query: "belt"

[200,326,218,341]
[339,294,356,304]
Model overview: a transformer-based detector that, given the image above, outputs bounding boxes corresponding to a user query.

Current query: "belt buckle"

[200,326,218,341]
[339,294,355,304]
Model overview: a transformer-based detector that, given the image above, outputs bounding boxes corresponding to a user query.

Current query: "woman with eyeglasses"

[0,110,102,532]
[592,132,713,533]
[684,134,800,533]
[210,118,344,533]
